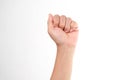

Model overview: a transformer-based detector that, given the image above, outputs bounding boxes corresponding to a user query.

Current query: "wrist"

[57,44,76,55]
[56,43,76,49]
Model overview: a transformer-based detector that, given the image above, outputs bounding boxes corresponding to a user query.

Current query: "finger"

[70,21,78,32]
[53,15,60,27]
[59,15,66,29]
[64,17,72,32]
[48,14,53,29]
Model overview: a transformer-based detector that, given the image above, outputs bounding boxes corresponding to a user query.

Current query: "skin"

[48,14,79,80]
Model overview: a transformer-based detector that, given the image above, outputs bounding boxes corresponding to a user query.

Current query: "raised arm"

[48,14,79,80]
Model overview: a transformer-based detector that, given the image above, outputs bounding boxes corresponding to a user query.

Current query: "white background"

[0,0,120,80]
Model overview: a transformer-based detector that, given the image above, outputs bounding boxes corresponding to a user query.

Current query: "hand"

[48,14,79,47]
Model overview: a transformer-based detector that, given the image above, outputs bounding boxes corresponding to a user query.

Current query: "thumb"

[48,14,53,30]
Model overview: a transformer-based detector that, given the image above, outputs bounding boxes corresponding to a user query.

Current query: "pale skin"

[48,14,79,80]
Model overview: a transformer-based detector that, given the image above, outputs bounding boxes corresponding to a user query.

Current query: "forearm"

[50,45,75,80]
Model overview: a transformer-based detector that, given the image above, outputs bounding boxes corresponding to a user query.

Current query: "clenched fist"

[48,14,79,47]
